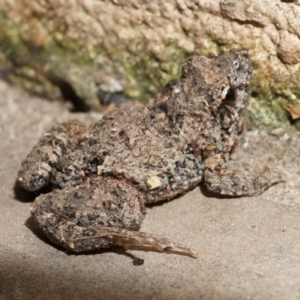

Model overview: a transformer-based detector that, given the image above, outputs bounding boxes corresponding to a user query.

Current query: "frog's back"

[84,102,204,203]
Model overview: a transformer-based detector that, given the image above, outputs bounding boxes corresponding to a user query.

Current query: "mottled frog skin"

[18,50,277,258]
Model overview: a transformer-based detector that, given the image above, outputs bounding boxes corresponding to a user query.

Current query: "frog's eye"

[232,60,240,71]
[221,85,235,106]
[221,86,230,100]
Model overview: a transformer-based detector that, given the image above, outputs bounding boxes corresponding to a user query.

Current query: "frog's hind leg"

[30,177,198,258]
[43,223,199,258]
[204,154,284,196]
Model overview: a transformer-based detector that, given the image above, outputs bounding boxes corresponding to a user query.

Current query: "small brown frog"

[18,50,278,258]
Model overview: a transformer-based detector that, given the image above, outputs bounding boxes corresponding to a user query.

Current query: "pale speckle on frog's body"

[18,50,281,258]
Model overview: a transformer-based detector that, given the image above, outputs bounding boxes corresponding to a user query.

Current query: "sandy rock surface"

[1,80,300,299]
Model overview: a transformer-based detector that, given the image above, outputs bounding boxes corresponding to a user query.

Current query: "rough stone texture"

[1,0,300,128]
[1,78,300,299]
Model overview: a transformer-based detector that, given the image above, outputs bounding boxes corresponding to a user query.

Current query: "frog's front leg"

[18,120,85,191]
[204,154,283,196]
[30,177,198,258]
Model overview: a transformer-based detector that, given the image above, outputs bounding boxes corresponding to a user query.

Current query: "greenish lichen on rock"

[0,0,300,129]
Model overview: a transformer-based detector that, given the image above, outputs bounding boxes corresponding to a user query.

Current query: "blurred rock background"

[1,0,300,128]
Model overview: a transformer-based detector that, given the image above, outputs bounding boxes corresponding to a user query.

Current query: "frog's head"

[181,50,252,134]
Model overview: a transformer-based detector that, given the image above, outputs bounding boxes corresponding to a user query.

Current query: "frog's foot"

[30,177,198,258]
[116,230,199,258]
[38,221,198,258]
[204,154,285,196]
